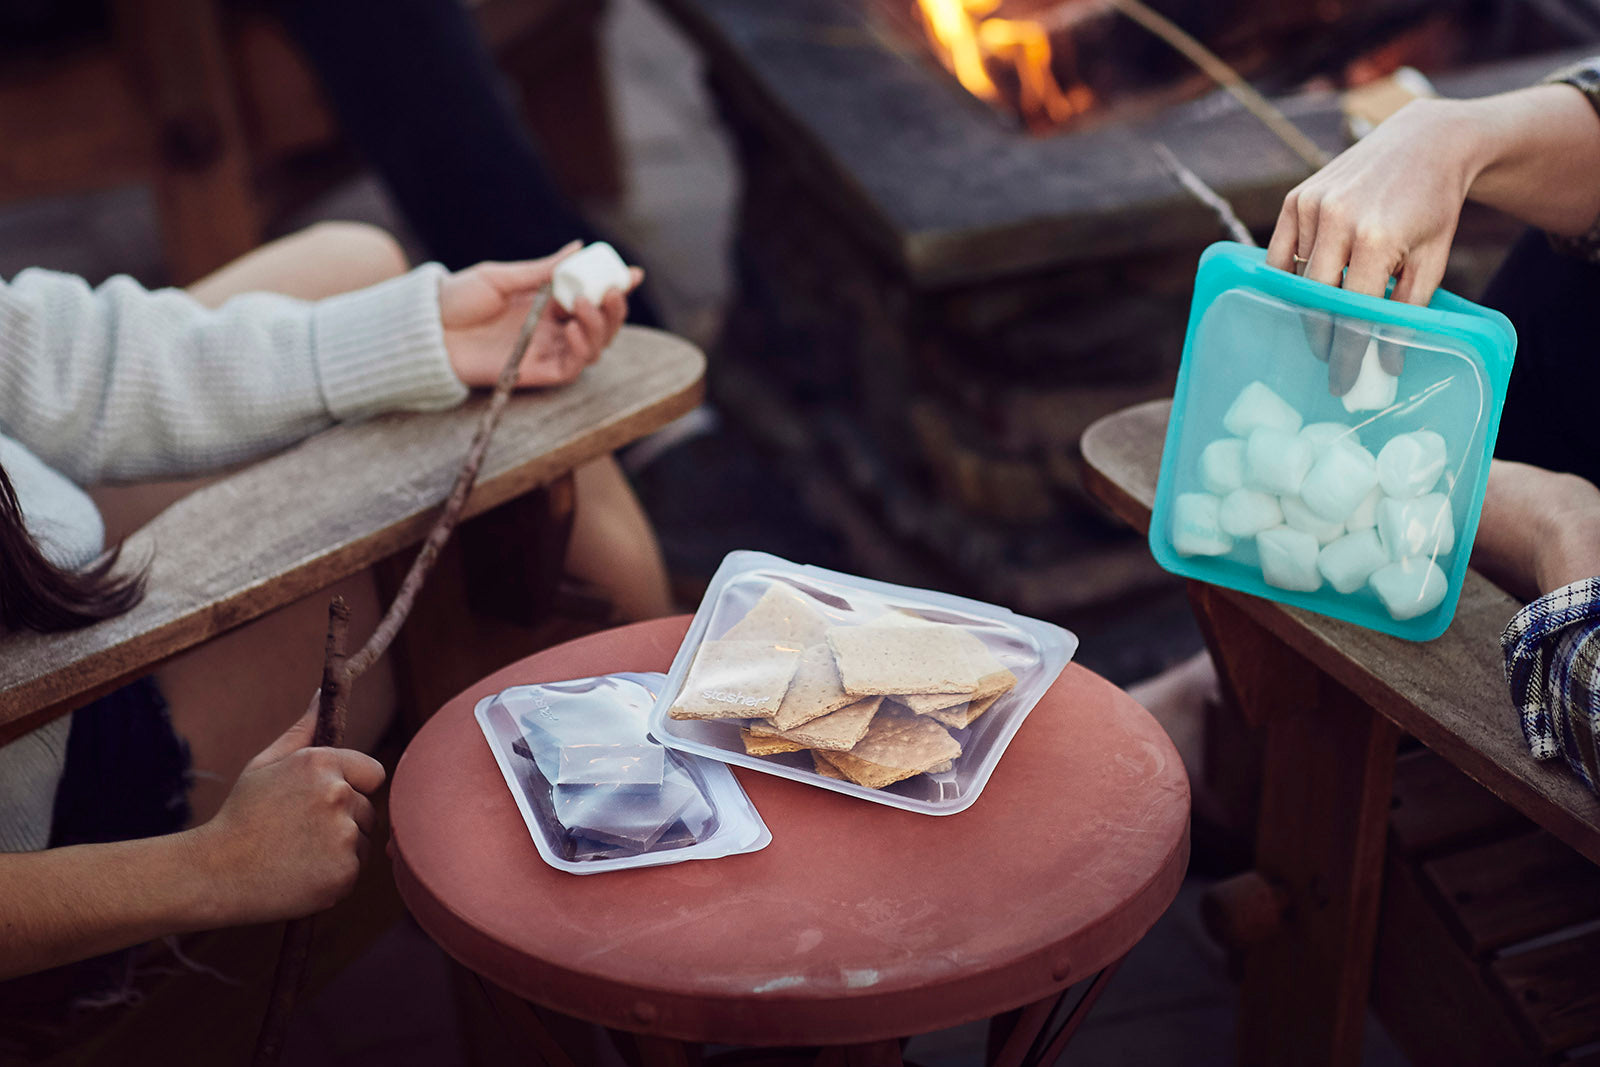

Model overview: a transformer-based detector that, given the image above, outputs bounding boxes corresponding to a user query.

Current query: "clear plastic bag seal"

[476,672,771,874]
[648,551,1079,816]
[1150,242,1516,641]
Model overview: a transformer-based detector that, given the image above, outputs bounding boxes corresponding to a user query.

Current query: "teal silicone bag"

[1149,242,1516,641]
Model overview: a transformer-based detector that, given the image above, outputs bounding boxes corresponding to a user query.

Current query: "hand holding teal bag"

[1149,241,1517,641]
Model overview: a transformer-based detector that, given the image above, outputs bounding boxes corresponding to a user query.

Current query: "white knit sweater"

[0,264,468,852]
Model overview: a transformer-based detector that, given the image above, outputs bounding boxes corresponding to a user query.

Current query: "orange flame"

[915,0,1094,128]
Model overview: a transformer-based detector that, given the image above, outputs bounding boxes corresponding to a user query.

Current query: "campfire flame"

[915,0,1095,129]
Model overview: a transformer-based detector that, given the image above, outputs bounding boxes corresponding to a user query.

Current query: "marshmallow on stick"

[552,241,634,313]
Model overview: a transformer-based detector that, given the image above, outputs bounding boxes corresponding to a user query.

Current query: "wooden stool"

[389,616,1192,1064]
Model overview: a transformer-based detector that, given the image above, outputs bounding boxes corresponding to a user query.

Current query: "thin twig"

[345,287,549,680]
[252,288,550,1066]
[253,598,351,1067]
[1150,142,1257,247]
[1042,0,1331,170]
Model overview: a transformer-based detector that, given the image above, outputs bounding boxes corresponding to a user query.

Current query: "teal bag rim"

[1148,241,1518,641]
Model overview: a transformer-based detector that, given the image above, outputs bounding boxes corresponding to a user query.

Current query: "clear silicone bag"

[476,672,770,874]
[1150,242,1516,640]
[647,551,1078,815]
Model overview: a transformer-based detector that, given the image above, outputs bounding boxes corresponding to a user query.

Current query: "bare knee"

[300,221,409,285]
[187,221,411,306]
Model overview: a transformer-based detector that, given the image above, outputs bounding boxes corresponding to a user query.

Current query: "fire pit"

[655,0,1594,623]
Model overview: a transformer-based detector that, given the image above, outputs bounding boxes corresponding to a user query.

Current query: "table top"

[390,616,1190,1045]
[0,327,703,739]
[1080,398,1600,865]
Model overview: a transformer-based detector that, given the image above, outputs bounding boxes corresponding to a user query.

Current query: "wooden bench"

[1,326,703,1065]
[1081,398,1600,1067]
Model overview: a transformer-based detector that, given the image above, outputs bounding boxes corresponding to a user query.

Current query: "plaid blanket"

[1504,577,1600,791]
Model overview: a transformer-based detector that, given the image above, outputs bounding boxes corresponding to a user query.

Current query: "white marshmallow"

[1199,438,1246,496]
[1172,493,1233,556]
[1370,558,1448,621]
[1317,529,1389,595]
[1223,382,1303,438]
[1300,422,1359,458]
[1280,494,1344,545]
[1219,488,1283,538]
[551,242,633,313]
[1346,486,1382,531]
[1245,428,1314,495]
[1257,526,1323,592]
[1377,493,1455,560]
[1341,339,1399,413]
[1376,430,1447,499]
[1299,440,1378,523]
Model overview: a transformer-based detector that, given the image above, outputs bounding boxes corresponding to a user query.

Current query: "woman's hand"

[1267,98,1486,307]
[185,709,386,924]
[439,241,644,389]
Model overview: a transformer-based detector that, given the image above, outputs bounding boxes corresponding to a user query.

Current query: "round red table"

[390,617,1189,1062]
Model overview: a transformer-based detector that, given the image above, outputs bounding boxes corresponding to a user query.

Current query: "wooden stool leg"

[111,0,261,283]
[1195,587,1399,1067]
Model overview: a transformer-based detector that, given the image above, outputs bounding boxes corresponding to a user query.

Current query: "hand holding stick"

[253,288,552,1067]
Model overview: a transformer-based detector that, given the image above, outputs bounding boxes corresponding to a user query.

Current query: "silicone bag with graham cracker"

[476,672,771,874]
[1150,242,1516,640]
[648,552,1078,815]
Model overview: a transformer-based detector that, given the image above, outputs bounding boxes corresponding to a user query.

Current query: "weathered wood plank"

[0,327,704,737]
[1370,845,1540,1067]
[1390,748,1532,860]
[1423,831,1600,956]
[1081,399,1600,866]
[1491,925,1600,1055]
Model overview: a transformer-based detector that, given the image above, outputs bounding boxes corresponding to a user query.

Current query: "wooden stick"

[1150,141,1257,247]
[252,288,549,1066]
[345,288,548,680]
[1041,0,1331,170]
[253,597,351,1067]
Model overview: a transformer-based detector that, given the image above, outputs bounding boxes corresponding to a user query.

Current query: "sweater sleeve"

[0,263,468,484]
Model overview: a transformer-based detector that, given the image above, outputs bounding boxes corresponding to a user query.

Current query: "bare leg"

[88,222,409,823]
[564,455,673,621]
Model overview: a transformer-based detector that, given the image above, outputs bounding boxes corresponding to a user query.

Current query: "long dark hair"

[0,462,145,632]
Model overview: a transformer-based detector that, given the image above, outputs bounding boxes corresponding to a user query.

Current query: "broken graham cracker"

[719,583,830,646]
[928,690,1004,730]
[815,713,963,789]
[825,623,994,696]
[811,750,848,780]
[747,696,883,751]
[897,668,1017,715]
[767,643,858,730]
[740,729,808,757]
[668,639,802,720]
